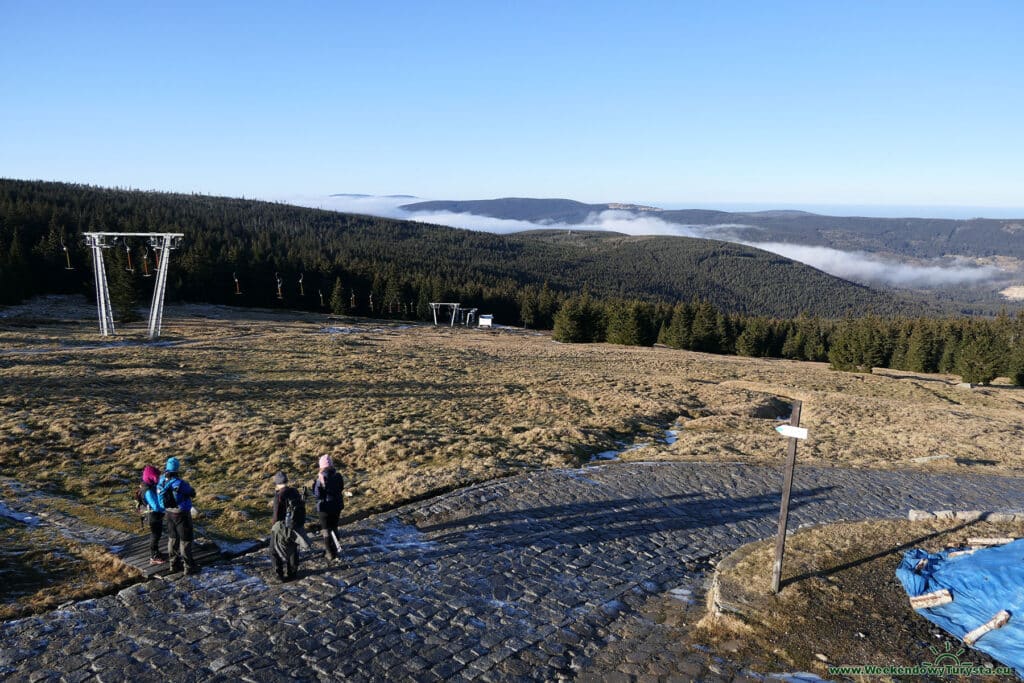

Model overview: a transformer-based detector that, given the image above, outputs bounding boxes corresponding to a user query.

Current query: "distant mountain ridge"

[401,198,1024,260]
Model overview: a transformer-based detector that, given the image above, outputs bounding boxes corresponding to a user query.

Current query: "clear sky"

[2,1,1022,214]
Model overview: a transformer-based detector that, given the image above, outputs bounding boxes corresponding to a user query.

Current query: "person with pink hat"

[312,454,344,560]
[134,465,167,565]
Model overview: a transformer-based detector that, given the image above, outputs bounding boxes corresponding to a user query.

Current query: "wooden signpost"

[771,399,804,594]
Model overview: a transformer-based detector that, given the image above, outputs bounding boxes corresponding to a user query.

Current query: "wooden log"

[964,610,1011,646]
[909,589,953,609]
[966,537,1016,547]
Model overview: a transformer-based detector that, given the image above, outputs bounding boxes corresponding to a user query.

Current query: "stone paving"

[4,462,1024,682]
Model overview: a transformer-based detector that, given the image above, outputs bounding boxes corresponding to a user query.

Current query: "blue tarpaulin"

[896,539,1024,677]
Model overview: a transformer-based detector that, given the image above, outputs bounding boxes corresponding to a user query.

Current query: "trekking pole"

[331,530,343,556]
[131,492,145,530]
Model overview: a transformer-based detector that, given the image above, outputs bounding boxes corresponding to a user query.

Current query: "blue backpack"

[158,479,178,509]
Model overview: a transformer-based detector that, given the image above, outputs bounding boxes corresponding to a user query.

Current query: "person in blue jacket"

[157,457,199,575]
[136,465,167,565]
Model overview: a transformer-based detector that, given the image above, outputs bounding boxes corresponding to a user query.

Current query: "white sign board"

[775,425,808,440]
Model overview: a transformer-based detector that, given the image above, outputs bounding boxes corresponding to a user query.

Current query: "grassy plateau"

[2,296,1024,667]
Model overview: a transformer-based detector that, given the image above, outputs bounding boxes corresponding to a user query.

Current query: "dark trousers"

[269,540,299,579]
[318,510,341,558]
[148,512,165,558]
[167,512,197,571]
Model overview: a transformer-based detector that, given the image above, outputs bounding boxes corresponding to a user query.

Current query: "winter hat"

[273,471,287,486]
[165,457,180,473]
[319,454,333,470]
[142,465,160,486]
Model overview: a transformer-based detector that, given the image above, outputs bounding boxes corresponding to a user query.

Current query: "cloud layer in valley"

[283,195,1009,290]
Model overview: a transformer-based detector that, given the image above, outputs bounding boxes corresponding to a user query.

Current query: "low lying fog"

[283,195,1010,290]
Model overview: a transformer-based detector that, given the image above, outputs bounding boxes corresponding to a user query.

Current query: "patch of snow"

[321,325,414,335]
[216,539,263,556]
[664,429,679,445]
[319,327,385,335]
[373,518,439,552]
[587,440,655,464]
[560,470,603,485]
[668,587,694,604]
[912,454,951,463]
[0,501,40,525]
[589,450,621,462]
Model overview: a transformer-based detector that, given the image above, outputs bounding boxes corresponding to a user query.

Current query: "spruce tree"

[106,247,140,322]
[519,285,539,329]
[663,302,694,350]
[329,276,346,315]
[906,320,940,373]
[552,297,587,342]
[1009,346,1024,387]
[736,318,773,357]
[956,328,1001,385]
[690,301,721,353]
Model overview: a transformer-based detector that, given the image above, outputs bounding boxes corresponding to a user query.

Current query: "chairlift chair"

[60,238,74,270]
[124,241,134,272]
[233,272,242,295]
[275,273,283,300]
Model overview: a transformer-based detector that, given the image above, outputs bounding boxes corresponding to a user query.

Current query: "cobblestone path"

[4,462,1024,682]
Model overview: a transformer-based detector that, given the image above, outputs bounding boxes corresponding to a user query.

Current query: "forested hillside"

[0,180,906,320]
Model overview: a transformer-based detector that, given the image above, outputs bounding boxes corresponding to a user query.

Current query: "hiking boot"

[149,556,167,565]
[185,567,200,576]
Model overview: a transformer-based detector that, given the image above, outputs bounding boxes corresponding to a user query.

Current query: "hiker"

[136,465,167,565]
[269,471,309,582]
[157,457,199,575]
[312,454,344,560]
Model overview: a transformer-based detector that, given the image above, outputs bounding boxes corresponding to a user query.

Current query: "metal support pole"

[88,239,116,336]
[771,399,803,594]
[147,237,172,339]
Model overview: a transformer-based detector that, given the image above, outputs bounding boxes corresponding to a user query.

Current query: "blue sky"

[2,1,1023,215]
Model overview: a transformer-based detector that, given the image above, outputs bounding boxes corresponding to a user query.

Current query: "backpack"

[283,496,297,533]
[135,484,155,512]
[158,479,178,509]
[315,470,343,512]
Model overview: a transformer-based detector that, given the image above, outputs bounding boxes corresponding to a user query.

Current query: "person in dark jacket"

[137,465,167,565]
[269,471,308,582]
[157,457,199,575]
[312,454,344,560]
